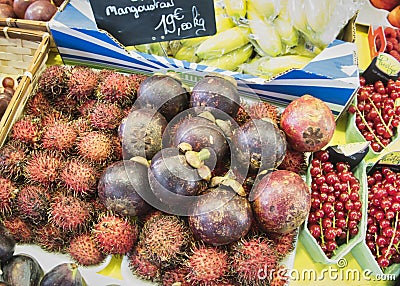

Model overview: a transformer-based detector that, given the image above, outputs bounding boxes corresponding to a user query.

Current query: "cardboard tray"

[300,159,368,264]
[0,27,50,147]
[48,0,360,119]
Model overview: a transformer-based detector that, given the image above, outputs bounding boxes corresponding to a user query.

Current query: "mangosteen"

[135,73,189,121]
[190,74,240,117]
[0,225,15,263]
[188,187,253,246]
[118,107,167,160]
[98,159,152,217]
[148,147,210,214]
[233,118,287,174]
[2,254,44,286]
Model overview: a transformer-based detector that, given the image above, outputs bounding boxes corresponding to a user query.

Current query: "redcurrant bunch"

[348,77,400,153]
[366,167,400,269]
[307,150,363,258]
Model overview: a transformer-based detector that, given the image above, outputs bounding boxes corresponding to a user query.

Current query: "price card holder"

[88,0,217,46]
[368,151,400,175]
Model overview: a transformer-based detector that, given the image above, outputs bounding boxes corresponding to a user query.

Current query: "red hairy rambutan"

[37,65,69,99]
[248,101,280,124]
[71,117,91,136]
[162,266,191,286]
[2,216,33,243]
[77,131,113,163]
[49,195,91,232]
[0,177,17,214]
[268,230,297,259]
[41,121,78,152]
[34,223,70,253]
[77,99,97,117]
[67,66,99,101]
[0,141,27,179]
[16,185,50,224]
[270,265,290,286]
[68,232,106,266]
[96,72,136,105]
[10,116,41,145]
[186,245,229,285]
[139,213,190,266]
[278,148,307,175]
[235,101,251,126]
[52,94,78,116]
[93,213,138,255]
[60,158,98,196]
[89,102,124,130]
[40,109,67,127]
[25,91,51,117]
[24,150,63,186]
[230,237,278,285]
[129,246,161,282]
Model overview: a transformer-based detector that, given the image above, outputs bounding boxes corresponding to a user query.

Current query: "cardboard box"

[48,0,360,119]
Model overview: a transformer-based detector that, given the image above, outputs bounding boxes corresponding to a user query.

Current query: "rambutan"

[248,101,280,125]
[186,245,229,285]
[0,177,17,214]
[49,195,91,232]
[77,131,113,163]
[71,117,91,136]
[67,66,99,101]
[52,94,78,116]
[40,109,67,127]
[34,223,70,253]
[16,185,50,224]
[129,246,161,282]
[60,158,98,196]
[0,141,27,179]
[278,148,307,175]
[37,65,69,99]
[269,230,297,259]
[77,99,97,116]
[25,91,51,117]
[93,213,138,255]
[162,266,191,286]
[139,213,190,266]
[111,134,122,161]
[96,72,136,105]
[41,121,78,152]
[10,116,41,145]
[235,101,251,126]
[89,102,124,130]
[2,216,33,243]
[270,265,290,286]
[24,150,63,186]
[68,232,106,266]
[230,237,278,285]
[86,196,108,217]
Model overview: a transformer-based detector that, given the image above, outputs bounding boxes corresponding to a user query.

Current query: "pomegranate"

[250,169,311,234]
[280,94,335,152]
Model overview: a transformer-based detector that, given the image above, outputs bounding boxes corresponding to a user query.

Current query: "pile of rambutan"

[0,65,304,286]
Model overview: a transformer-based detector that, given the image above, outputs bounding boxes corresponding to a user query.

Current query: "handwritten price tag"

[89,0,216,46]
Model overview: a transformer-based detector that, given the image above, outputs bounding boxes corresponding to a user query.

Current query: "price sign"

[88,0,217,46]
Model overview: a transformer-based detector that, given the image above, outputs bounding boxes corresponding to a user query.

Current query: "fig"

[149,147,209,208]
[280,94,335,152]
[40,263,85,286]
[2,254,43,286]
[136,73,189,121]
[233,118,286,174]
[118,108,167,160]
[0,225,15,263]
[0,4,16,17]
[190,74,240,117]
[97,159,152,217]
[169,115,228,163]
[23,0,56,21]
[250,169,311,234]
[188,187,253,246]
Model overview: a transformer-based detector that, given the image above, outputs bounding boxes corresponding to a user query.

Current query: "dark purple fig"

[250,170,311,234]
[118,107,167,160]
[149,147,209,199]
[98,159,152,217]
[190,74,240,117]
[2,254,43,286]
[233,118,286,174]
[136,74,189,121]
[188,187,253,246]
[169,115,228,163]
[0,225,15,263]
[40,263,85,286]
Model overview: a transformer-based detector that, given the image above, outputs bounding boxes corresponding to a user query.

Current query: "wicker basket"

[0,27,50,147]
